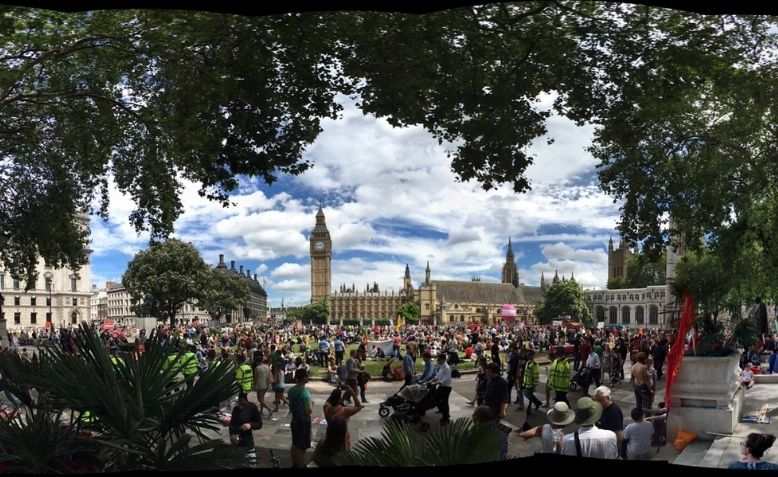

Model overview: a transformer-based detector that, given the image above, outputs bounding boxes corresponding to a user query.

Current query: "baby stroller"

[379,382,438,432]
[569,367,591,393]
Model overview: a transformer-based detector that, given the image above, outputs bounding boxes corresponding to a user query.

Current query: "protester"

[484,362,509,420]
[729,433,778,470]
[593,385,624,455]
[585,345,602,394]
[229,391,262,467]
[561,397,618,459]
[518,401,575,454]
[287,369,312,468]
[418,351,435,383]
[402,343,417,388]
[623,407,654,460]
[472,405,509,460]
[344,350,363,407]
[631,352,652,411]
[741,363,755,389]
[431,353,453,425]
[253,355,273,417]
[312,416,350,467]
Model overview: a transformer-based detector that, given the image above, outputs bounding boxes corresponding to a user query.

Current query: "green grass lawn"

[288,341,478,378]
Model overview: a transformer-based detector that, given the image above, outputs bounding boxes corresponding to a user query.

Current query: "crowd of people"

[3,319,777,469]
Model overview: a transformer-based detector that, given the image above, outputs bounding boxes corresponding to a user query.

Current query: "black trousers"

[655,358,665,379]
[634,384,652,411]
[435,386,452,421]
[524,386,542,410]
[554,390,568,405]
[336,350,344,366]
[589,369,602,390]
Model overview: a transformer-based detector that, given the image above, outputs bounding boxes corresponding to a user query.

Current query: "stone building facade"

[608,235,633,283]
[588,285,669,328]
[586,223,685,329]
[90,285,108,322]
[213,255,268,323]
[0,260,93,331]
[309,207,544,325]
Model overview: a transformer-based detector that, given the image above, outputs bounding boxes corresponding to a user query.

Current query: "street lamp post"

[44,271,53,331]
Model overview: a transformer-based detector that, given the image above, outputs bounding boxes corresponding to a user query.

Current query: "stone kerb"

[668,353,743,440]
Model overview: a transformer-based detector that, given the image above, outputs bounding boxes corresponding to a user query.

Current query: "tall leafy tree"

[0,4,774,299]
[396,302,420,323]
[535,278,591,325]
[201,268,250,323]
[122,239,210,327]
[301,301,329,325]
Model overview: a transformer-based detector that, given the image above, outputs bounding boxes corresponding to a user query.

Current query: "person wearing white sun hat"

[518,401,576,454]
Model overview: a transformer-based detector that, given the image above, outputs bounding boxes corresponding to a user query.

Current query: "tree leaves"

[535,278,591,325]
[122,239,212,326]
[1,5,775,293]
[339,417,501,466]
[0,325,244,471]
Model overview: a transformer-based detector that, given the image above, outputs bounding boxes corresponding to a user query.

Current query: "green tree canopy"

[396,302,420,323]
[122,239,211,326]
[201,268,250,323]
[301,301,329,325]
[535,278,591,325]
[0,4,774,293]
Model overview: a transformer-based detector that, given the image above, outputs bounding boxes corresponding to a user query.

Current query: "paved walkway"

[214,379,477,467]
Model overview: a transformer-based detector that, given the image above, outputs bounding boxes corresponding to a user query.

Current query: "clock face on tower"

[314,241,325,251]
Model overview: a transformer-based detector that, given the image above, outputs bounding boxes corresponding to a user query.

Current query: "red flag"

[664,294,695,410]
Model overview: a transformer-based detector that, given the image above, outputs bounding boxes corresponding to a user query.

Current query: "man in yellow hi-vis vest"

[235,354,254,396]
[182,345,199,390]
[548,347,572,405]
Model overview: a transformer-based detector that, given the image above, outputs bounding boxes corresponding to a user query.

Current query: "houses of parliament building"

[309,207,544,325]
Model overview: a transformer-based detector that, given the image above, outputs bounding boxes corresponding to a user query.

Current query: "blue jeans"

[769,354,778,374]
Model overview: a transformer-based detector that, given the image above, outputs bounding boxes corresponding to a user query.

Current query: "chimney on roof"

[218,254,225,266]
[239,265,244,275]
[246,268,251,278]
[231,261,236,271]
[254,273,258,281]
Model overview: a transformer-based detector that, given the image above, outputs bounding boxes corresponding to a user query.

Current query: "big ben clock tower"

[310,205,332,304]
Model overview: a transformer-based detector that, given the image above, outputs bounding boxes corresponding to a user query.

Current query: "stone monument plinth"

[668,353,743,440]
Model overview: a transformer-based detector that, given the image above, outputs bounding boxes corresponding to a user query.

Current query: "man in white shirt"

[585,348,602,394]
[561,397,619,459]
[430,353,453,425]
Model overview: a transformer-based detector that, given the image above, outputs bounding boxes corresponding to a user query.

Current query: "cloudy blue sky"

[89,92,624,306]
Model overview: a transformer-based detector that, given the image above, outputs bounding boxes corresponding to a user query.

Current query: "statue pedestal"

[668,353,744,440]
